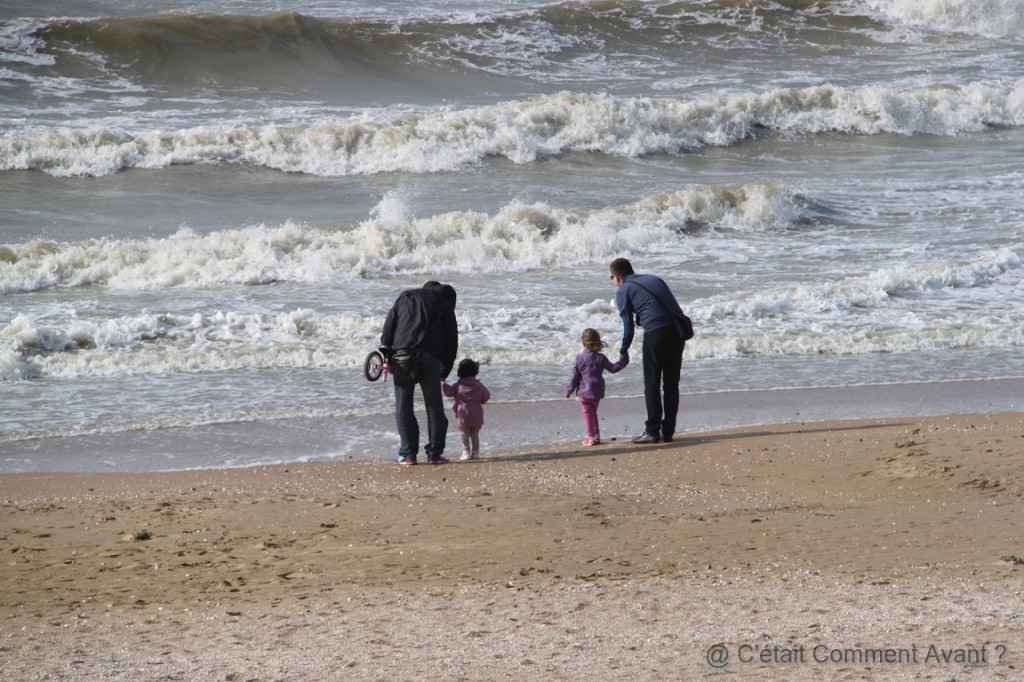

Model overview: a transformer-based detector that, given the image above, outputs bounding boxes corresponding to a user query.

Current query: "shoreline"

[2,411,1023,680]
[2,375,1022,474]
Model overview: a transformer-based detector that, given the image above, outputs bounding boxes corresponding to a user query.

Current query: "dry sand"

[2,412,1023,681]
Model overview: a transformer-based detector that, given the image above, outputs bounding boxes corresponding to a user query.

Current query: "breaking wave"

[0,182,807,293]
[3,81,1022,177]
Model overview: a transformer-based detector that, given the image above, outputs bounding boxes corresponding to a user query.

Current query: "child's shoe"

[459,448,473,461]
[581,437,601,446]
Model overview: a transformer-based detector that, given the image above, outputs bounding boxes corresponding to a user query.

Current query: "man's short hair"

[610,258,634,277]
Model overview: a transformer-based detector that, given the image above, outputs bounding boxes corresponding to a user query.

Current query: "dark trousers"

[394,350,447,460]
[641,328,684,438]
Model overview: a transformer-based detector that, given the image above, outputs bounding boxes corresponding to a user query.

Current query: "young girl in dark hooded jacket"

[442,358,490,460]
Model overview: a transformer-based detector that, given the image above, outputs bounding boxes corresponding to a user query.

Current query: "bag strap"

[626,278,678,318]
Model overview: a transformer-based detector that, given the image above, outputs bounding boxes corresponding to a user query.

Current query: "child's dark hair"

[581,328,605,352]
[457,358,480,378]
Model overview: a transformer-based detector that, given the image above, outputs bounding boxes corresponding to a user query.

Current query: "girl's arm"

[606,352,629,373]
[565,360,582,397]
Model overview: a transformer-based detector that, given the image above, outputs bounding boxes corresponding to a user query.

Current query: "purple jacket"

[441,376,490,427]
[565,349,629,400]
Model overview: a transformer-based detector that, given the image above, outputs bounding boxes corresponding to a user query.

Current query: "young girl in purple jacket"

[565,329,629,446]
[441,358,491,460]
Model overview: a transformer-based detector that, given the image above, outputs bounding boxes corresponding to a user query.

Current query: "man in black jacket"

[380,281,459,465]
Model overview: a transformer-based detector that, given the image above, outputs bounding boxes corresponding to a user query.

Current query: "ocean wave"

[0,4,839,82]
[677,247,1024,360]
[859,0,1024,39]
[0,182,808,293]
[1,10,509,109]
[689,316,1024,361]
[11,2,1020,89]
[3,246,1020,383]
[0,18,52,66]
[701,247,1023,320]
[26,12,414,86]
[0,308,374,379]
[4,1,1021,138]
[4,293,1021,385]
[0,349,38,381]
[4,81,1022,177]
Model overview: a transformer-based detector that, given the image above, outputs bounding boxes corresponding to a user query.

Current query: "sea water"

[2,1,1022,472]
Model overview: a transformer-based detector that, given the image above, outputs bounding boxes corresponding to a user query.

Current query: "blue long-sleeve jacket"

[615,273,683,353]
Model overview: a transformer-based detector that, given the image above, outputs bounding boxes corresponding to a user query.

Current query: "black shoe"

[631,432,661,444]
[661,433,674,444]
[427,456,449,465]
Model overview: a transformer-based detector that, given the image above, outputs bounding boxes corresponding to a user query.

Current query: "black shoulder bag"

[627,280,695,342]
[388,348,422,387]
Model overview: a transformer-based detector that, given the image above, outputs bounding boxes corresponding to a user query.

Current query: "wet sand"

[2,412,1023,680]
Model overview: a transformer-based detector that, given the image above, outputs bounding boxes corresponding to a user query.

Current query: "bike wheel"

[363,350,385,382]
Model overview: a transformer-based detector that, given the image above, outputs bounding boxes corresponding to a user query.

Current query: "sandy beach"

[2,411,1023,681]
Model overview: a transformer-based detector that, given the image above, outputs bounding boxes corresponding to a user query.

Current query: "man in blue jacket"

[610,258,686,444]
[381,281,459,465]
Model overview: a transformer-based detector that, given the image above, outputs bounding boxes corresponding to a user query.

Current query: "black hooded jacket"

[380,283,458,378]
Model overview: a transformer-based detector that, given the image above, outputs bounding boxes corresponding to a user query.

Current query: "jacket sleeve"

[441,380,455,397]
[380,298,399,349]
[565,360,582,397]
[480,384,490,404]
[440,307,458,379]
[605,353,629,374]
[615,287,635,353]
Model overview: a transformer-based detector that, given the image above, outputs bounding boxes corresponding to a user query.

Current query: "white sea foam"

[691,319,1024,360]
[0,349,38,381]
[1,309,378,376]
[3,184,1020,387]
[860,0,1024,38]
[0,183,805,293]
[3,81,1022,177]
[4,245,1020,383]
[0,19,52,67]
[702,247,1023,321]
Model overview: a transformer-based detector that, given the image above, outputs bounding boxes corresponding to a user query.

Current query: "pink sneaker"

[581,437,601,446]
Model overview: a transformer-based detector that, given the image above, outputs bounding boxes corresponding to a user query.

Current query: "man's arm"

[380,302,398,349]
[440,307,458,379]
[616,287,635,354]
